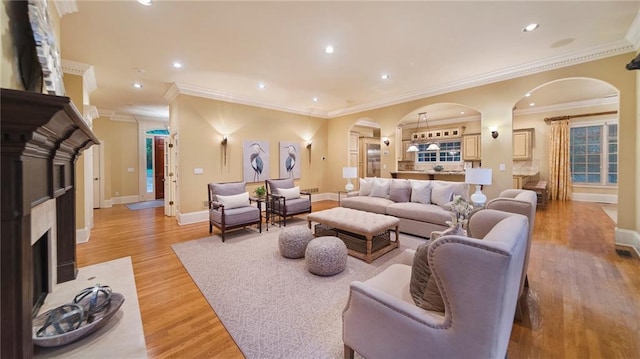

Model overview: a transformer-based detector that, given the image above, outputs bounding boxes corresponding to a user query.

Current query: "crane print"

[243,140,270,183]
[279,142,301,179]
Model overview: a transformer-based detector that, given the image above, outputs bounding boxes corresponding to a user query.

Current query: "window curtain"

[548,119,571,201]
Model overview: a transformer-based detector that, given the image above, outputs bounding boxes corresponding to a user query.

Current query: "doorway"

[154,137,165,199]
[144,129,170,200]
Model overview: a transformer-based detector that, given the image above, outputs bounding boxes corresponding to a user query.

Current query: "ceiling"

[59,1,639,122]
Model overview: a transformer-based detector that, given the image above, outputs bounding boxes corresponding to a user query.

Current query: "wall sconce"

[306,140,312,149]
[382,137,390,146]
[221,135,228,166]
[490,127,499,139]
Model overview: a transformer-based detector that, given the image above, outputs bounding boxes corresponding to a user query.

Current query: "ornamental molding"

[61,59,97,95]
[53,0,78,17]
[513,96,618,116]
[625,10,640,50]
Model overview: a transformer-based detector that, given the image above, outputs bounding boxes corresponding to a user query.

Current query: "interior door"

[154,136,165,199]
[92,143,101,209]
[164,137,176,217]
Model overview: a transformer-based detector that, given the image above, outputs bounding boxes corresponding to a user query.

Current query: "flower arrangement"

[446,195,473,229]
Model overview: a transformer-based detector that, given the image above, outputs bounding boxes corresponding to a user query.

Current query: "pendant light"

[406,112,440,152]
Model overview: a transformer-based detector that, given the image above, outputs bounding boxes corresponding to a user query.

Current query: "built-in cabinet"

[513,129,533,160]
[513,175,530,189]
[462,134,481,161]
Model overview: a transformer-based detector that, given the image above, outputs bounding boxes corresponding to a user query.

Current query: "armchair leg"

[344,345,354,359]
[221,230,225,243]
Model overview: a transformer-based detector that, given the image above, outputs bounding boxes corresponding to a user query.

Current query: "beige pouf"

[305,236,348,276]
[278,226,315,259]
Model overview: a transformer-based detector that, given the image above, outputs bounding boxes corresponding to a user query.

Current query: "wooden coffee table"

[307,207,399,263]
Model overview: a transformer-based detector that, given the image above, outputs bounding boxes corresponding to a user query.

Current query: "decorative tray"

[32,292,125,347]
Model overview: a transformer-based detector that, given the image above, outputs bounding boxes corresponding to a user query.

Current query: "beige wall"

[64,73,86,231]
[92,117,140,199]
[328,54,636,232]
[170,94,328,214]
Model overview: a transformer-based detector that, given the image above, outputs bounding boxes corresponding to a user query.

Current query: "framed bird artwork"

[243,140,270,183]
[279,142,301,179]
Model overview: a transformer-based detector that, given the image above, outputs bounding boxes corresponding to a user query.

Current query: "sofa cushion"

[410,181,432,204]
[410,241,445,312]
[431,184,454,207]
[389,180,411,203]
[370,180,391,198]
[210,205,259,226]
[340,196,393,214]
[216,192,250,210]
[386,202,451,225]
[359,178,374,196]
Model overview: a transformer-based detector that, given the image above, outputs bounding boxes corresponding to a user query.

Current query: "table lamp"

[465,168,492,207]
[343,167,358,191]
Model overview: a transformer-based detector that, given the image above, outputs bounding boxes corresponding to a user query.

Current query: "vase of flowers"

[446,195,473,231]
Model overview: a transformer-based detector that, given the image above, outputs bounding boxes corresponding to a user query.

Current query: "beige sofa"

[343,209,529,358]
[340,178,470,238]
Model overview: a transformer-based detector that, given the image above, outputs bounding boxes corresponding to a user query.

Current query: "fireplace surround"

[1,88,99,358]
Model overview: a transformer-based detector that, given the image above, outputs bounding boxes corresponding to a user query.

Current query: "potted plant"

[254,185,266,198]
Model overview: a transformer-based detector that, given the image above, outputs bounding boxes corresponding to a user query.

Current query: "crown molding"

[165,82,328,118]
[328,39,634,118]
[513,96,618,116]
[61,59,97,94]
[97,108,136,123]
[53,0,78,18]
[83,105,99,123]
[625,10,640,50]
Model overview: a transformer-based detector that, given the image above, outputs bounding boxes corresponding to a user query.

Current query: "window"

[569,123,617,185]
[416,140,461,163]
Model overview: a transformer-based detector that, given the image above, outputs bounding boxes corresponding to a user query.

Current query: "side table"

[337,191,350,206]
[250,196,268,231]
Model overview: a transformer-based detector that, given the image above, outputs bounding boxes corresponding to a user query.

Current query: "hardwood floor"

[79,200,640,358]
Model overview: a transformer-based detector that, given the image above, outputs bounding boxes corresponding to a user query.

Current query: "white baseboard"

[615,228,640,258]
[177,192,335,225]
[111,195,140,205]
[76,227,90,243]
[103,199,113,208]
[571,193,617,203]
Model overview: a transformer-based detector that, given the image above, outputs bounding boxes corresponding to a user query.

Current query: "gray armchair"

[343,209,529,359]
[208,182,261,242]
[265,178,311,226]
[484,189,537,319]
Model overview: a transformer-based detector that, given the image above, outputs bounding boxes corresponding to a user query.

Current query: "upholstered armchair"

[265,178,311,226]
[484,189,537,318]
[343,209,529,359]
[208,182,261,242]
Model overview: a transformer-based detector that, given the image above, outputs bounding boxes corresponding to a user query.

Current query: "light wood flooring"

[79,200,640,358]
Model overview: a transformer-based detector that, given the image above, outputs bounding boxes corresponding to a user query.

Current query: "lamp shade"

[465,168,492,185]
[343,167,357,179]
[406,144,419,152]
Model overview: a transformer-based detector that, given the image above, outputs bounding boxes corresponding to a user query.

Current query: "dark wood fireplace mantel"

[1,88,99,358]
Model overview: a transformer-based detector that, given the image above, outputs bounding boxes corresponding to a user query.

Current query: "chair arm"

[209,200,224,211]
[346,281,447,329]
[485,197,532,218]
[467,209,515,239]
[346,191,360,198]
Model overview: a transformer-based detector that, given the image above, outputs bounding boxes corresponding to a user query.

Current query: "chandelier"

[406,112,440,152]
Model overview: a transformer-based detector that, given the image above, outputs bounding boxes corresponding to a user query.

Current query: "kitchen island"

[390,171,466,182]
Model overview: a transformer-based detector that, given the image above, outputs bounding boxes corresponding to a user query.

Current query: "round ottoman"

[305,236,348,276]
[278,226,315,259]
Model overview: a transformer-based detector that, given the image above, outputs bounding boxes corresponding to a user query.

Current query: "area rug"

[34,257,147,358]
[172,227,425,359]
[125,199,164,211]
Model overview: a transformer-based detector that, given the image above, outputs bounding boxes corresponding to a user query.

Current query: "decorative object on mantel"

[32,290,125,348]
[465,168,492,207]
[406,112,440,152]
[446,195,473,232]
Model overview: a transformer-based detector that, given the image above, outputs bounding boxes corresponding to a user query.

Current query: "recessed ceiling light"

[525,93,531,97]
[312,97,318,102]
[133,82,143,89]
[325,45,334,54]
[258,83,266,89]
[529,102,535,107]
[381,74,390,80]
[460,111,465,115]
[522,23,539,32]
[137,0,152,6]
[172,62,183,69]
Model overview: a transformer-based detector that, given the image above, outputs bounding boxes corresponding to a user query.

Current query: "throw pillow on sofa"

[432,184,454,207]
[359,178,373,196]
[410,241,445,313]
[370,180,390,198]
[410,182,432,204]
[389,179,411,202]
